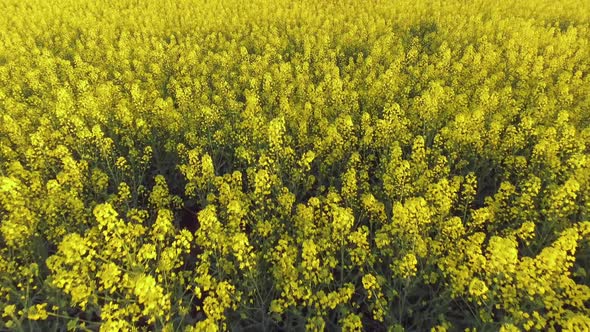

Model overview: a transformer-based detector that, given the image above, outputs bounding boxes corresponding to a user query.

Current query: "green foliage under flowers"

[1,0,590,331]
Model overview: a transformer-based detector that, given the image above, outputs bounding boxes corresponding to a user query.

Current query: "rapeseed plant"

[1,0,589,330]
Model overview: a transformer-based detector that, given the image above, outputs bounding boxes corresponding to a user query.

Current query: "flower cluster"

[1,0,590,330]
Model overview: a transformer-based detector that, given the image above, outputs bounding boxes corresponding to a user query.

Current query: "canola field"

[1,0,590,331]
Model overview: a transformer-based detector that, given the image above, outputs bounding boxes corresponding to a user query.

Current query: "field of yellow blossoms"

[1,0,590,331]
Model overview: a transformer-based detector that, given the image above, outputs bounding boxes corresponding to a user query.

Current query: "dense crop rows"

[1,0,590,331]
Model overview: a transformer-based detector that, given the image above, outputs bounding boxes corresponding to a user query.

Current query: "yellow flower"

[486,236,518,274]
[302,239,321,281]
[138,243,157,262]
[115,156,130,171]
[468,278,489,298]
[340,313,363,331]
[27,303,48,321]
[132,274,170,322]
[299,150,316,172]
[362,274,378,293]
[499,323,520,332]
[332,205,355,236]
[97,262,122,294]
[431,325,448,332]
[2,304,16,318]
[100,319,131,332]
[231,232,254,270]
[151,209,174,242]
[395,253,418,279]
[564,314,590,332]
